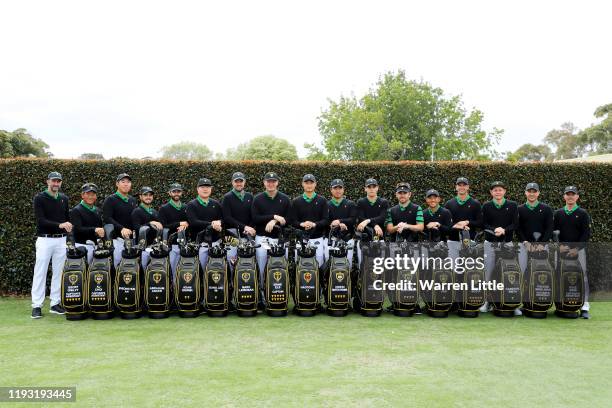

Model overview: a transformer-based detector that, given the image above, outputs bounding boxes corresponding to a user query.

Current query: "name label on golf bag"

[327,256,351,310]
[115,257,142,313]
[294,255,319,311]
[175,256,200,311]
[61,256,87,312]
[266,256,289,311]
[204,256,229,310]
[556,257,584,312]
[525,258,554,310]
[234,256,258,311]
[145,256,170,312]
[88,256,113,312]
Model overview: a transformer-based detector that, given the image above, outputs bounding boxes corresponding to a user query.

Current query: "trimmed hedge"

[1,158,611,294]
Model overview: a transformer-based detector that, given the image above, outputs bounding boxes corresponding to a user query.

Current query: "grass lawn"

[1,297,611,407]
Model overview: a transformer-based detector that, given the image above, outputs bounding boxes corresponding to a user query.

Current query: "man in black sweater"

[102,173,138,268]
[222,172,255,267]
[553,186,592,318]
[158,183,189,274]
[185,178,223,270]
[422,189,453,242]
[290,174,329,268]
[70,183,104,264]
[444,177,483,261]
[385,183,424,242]
[517,182,553,273]
[355,178,389,268]
[132,186,163,269]
[326,178,357,264]
[31,171,72,318]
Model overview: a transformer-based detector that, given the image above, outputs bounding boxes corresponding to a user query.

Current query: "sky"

[0,0,610,159]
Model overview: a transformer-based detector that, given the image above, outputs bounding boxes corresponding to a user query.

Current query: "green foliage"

[79,153,105,160]
[506,143,552,162]
[1,158,611,293]
[0,128,51,158]
[577,103,612,155]
[159,141,213,160]
[317,70,502,161]
[224,135,298,161]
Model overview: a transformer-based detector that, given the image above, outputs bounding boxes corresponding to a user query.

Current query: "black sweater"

[385,202,424,242]
[444,196,483,241]
[185,197,223,242]
[553,206,591,248]
[70,202,103,244]
[102,193,138,237]
[158,201,188,233]
[290,193,329,239]
[482,199,519,242]
[251,191,291,238]
[423,206,453,242]
[356,197,389,229]
[328,198,357,233]
[131,205,161,244]
[518,202,553,242]
[221,190,254,231]
[33,191,70,236]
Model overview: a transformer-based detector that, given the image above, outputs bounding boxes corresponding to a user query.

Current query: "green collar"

[80,200,96,212]
[197,196,209,207]
[139,203,153,215]
[455,194,470,205]
[525,200,539,211]
[169,199,183,211]
[493,198,506,209]
[564,204,579,215]
[115,191,129,203]
[44,189,59,200]
[399,201,411,211]
[232,188,245,202]
[302,192,317,203]
[367,196,378,206]
[330,197,344,207]
[427,205,440,216]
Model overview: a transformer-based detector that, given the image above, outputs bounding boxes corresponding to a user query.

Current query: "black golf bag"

[457,230,486,318]
[353,227,386,317]
[144,228,172,318]
[386,234,419,317]
[489,233,522,317]
[87,224,115,320]
[292,230,320,317]
[264,226,290,317]
[61,233,88,320]
[114,231,144,319]
[553,231,584,318]
[522,232,554,318]
[422,238,454,318]
[174,229,202,317]
[323,227,352,316]
[233,233,259,317]
[203,232,231,317]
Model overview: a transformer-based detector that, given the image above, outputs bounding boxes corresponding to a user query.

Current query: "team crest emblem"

[335,272,345,282]
[211,272,221,284]
[242,272,250,282]
[153,273,162,284]
[69,274,78,285]
[123,273,133,285]
[184,272,193,283]
[508,274,516,285]
[568,273,577,285]
[273,271,282,282]
[95,273,104,284]
[440,273,448,284]
[538,273,548,285]
[304,272,312,283]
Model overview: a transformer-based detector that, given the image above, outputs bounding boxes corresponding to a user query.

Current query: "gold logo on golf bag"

[69,274,78,285]
[211,272,221,284]
[242,272,250,282]
[184,272,193,283]
[123,273,133,285]
[508,274,516,285]
[568,273,578,285]
[538,273,548,285]
[304,272,312,283]
[440,273,448,284]
[153,273,162,284]
[273,271,282,282]
[95,273,104,284]
[335,272,345,282]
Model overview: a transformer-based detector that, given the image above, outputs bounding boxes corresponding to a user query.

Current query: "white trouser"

[141,248,152,270]
[169,244,180,277]
[32,236,67,308]
[113,238,125,268]
[76,243,94,265]
[226,245,238,271]
[295,237,325,269]
[554,248,589,310]
[255,235,288,296]
[323,238,354,267]
[199,240,221,271]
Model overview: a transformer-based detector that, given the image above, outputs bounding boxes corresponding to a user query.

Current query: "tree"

[314,70,502,161]
[79,153,105,160]
[225,135,298,161]
[0,128,51,158]
[159,141,213,160]
[577,103,612,156]
[506,143,552,162]
[543,122,583,160]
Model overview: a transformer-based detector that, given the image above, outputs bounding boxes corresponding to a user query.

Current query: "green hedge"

[1,158,611,294]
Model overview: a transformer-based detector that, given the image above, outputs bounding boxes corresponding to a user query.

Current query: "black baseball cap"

[456,177,469,185]
[302,174,316,182]
[426,189,440,197]
[197,178,212,187]
[168,183,183,192]
[232,172,246,181]
[264,172,279,181]
[140,186,154,195]
[396,183,411,193]
[365,178,378,187]
[116,173,131,182]
[330,179,344,188]
[47,171,62,180]
[525,182,540,191]
[490,181,506,190]
[81,183,98,193]
[564,186,578,194]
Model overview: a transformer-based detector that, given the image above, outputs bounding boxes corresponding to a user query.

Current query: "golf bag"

[61,233,88,320]
[87,224,115,319]
[264,226,290,317]
[422,238,454,318]
[522,232,554,318]
[174,229,202,317]
[489,232,522,317]
[202,229,231,317]
[114,230,144,319]
[144,228,172,318]
[553,231,584,318]
[386,234,419,317]
[233,233,259,317]
[457,229,486,318]
[292,230,320,316]
[353,227,386,317]
[323,227,352,316]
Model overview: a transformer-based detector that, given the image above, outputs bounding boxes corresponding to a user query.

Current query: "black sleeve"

[356,200,366,223]
[186,204,211,230]
[482,204,494,232]
[222,195,244,231]
[341,201,357,229]
[371,199,389,227]
[70,207,96,237]
[63,195,70,224]
[470,200,483,229]
[553,209,561,234]
[578,211,591,244]
[439,209,453,234]
[289,198,301,229]
[103,196,126,232]
[506,202,519,233]
[33,195,61,230]
[131,208,145,234]
[315,197,329,230]
[251,197,274,225]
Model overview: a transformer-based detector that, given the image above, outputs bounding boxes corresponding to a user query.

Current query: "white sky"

[0,0,610,159]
